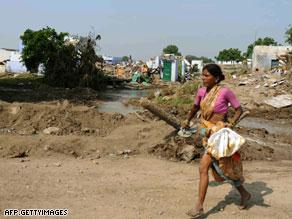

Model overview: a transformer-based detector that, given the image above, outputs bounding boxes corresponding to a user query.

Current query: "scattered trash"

[43,127,61,135]
[238,81,248,86]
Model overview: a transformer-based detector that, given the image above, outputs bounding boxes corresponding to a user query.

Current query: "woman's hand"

[182,104,199,129]
[224,122,234,128]
[181,119,190,129]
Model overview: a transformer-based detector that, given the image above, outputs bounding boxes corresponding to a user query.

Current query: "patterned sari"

[199,85,244,185]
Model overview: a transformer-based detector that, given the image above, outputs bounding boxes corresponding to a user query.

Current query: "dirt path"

[0,78,290,218]
[0,156,290,219]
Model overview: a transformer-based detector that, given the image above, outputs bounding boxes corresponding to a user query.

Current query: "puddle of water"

[238,117,290,135]
[0,87,32,92]
[98,101,142,115]
[101,89,150,101]
[98,89,151,115]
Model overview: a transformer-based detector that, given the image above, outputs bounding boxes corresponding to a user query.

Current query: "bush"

[154,80,200,107]
[20,27,106,90]
[176,80,201,96]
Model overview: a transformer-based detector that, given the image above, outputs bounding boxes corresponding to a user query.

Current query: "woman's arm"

[225,88,243,127]
[187,104,200,121]
[228,106,243,127]
[182,104,200,128]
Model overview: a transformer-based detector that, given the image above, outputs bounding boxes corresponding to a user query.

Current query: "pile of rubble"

[231,67,291,109]
[98,54,199,88]
[100,62,161,88]
[275,51,291,72]
[237,69,290,90]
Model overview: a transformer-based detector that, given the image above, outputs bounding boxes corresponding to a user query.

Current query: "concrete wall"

[10,51,22,61]
[146,56,160,69]
[2,50,27,73]
[252,46,291,72]
[217,61,241,65]
[0,64,5,73]
[0,49,13,62]
[171,60,178,82]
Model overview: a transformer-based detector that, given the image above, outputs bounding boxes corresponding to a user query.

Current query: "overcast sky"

[0,0,290,60]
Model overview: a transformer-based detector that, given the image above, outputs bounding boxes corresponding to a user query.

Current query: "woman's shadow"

[197,181,273,218]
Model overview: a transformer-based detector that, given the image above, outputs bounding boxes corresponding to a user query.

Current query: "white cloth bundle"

[207,128,245,160]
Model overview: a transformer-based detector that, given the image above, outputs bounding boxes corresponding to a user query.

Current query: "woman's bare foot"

[239,192,251,210]
[186,207,204,218]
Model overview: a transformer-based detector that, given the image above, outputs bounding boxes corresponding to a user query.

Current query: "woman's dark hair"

[202,64,225,83]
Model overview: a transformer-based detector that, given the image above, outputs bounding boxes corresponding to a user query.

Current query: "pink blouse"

[194,87,240,114]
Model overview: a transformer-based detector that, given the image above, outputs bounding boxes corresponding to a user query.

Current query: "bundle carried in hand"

[207,128,245,160]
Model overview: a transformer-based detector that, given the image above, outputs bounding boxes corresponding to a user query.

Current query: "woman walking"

[182,64,251,218]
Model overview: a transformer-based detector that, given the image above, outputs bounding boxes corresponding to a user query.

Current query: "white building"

[102,55,122,65]
[0,48,17,73]
[0,48,27,73]
[216,61,244,65]
[146,56,160,69]
[0,48,16,62]
[252,45,291,72]
[5,51,27,73]
[0,61,5,73]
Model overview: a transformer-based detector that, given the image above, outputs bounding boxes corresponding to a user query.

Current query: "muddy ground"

[0,73,290,218]
[0,99,290,162]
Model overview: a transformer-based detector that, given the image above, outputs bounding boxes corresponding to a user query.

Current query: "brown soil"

[0,100,290,162]
[0,157,290,218]
[0,73,290,218]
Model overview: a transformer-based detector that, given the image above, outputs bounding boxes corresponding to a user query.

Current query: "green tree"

[200,56,214,64]
[74,36,105,89]
[285,25,291,44]
[245,37,278,58]
[185,55,197,63]
[163,45,181,56]
[215,48,243,62]
[20,27,106,89]
[20,27,68,72]
[122,56,129,62]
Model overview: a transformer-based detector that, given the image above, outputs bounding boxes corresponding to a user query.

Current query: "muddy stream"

[98,89,150,115]
[98,89,290,137]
